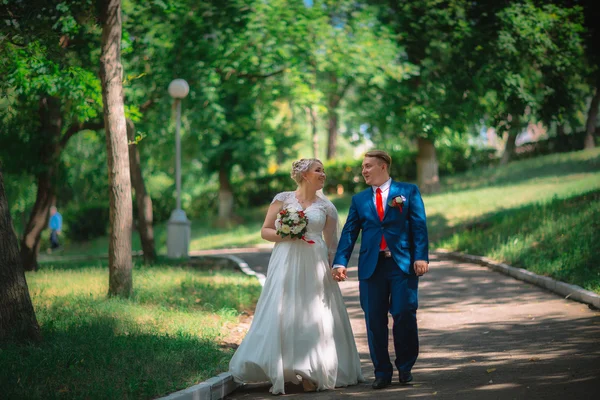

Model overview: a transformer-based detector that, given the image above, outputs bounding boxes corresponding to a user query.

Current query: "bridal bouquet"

[275,207,314,244]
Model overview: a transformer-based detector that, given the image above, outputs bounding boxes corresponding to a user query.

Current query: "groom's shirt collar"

[372,178,392,194]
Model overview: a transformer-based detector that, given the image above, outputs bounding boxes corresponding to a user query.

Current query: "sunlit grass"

[437,190,600,293]
[46,149,600,293]
[1,262,262,399]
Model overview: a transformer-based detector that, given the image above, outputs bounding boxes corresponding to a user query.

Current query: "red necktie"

[376,188,387,250]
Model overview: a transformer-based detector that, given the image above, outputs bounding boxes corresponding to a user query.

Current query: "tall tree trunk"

[99,0,133,298]
[306,106,319,159]
[556,124,567,152]
[218,164,234,222]
[326,74,341,160]
[0,169,41,342]
[326,108,338,160]
[19,96,62,271]
[20,175,55,271]
[416,137,440,194]
[126,119,155,263]
[584,84,599,150]
[500,115,521,165]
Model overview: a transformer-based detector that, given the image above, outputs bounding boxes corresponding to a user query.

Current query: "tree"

[0,0,103,270]
[98,0,133,297]
[472,1,586,163]
[127,119,156,263]
[581,0,600,149]
[363,0,474,192]
[0,168,41,342]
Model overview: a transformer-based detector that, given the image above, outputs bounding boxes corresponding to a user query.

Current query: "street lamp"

[167,78,191,258]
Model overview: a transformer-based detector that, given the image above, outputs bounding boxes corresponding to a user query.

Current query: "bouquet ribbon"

[302,236,315,244]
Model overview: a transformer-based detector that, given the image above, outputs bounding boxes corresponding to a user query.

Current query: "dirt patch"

[220,311,254,350]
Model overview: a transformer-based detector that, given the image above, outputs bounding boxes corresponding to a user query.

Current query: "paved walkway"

[224,251,600,399]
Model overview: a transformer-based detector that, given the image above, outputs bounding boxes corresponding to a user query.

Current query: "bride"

[229,158,364,394]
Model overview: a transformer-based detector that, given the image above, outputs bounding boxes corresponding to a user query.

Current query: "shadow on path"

[225,252,600,399]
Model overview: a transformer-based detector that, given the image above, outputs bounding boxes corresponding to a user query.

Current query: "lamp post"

[167,79,191,258]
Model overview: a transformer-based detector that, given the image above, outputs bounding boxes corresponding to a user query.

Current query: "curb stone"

[156,253,267,400]
[435,249,600,310]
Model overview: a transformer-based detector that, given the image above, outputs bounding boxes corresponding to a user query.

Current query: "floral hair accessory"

[388,195,406,212]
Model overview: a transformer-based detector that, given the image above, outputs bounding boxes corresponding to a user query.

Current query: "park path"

[220,250,600,400]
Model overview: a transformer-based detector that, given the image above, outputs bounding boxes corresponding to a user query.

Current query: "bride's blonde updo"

[291,158,322,184]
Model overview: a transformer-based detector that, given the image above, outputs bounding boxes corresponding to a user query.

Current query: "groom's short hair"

[365,150,392,169]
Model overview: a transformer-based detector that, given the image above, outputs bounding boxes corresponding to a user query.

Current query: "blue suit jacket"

[333,181,429,280]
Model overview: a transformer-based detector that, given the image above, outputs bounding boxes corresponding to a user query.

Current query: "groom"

[332,150,429,389]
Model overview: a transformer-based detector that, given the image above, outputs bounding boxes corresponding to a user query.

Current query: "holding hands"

[332,267,347,282]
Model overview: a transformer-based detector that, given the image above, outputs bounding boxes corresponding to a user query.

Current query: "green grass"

[48,211,266,258]
[47,148,600,293]
[0,261,262,399]
[437,190,600,293]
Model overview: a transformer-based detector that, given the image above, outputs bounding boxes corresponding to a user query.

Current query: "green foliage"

[474,1,587,133]
[0,262,262,399]
[513,130,593,161]
[64,203,109,242]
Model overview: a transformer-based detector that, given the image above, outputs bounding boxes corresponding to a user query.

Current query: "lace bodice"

[271,191,339,261]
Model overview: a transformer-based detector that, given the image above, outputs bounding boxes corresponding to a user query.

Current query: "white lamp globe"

[168,79,189,99]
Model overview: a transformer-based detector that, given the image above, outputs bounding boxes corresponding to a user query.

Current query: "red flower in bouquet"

[275,207,314,243]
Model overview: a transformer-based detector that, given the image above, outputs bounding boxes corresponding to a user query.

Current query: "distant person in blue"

[48,206,62,251]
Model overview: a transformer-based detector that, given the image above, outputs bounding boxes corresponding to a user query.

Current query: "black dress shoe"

[399,372,413,384]
[372,377,392,389]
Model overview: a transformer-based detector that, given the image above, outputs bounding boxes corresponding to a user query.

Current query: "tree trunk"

[500,132,517,165]
[500,115,521,165]
[326,108,338,160]
[99,0,133,298]
[218,164,234,222]
[307,106,319,159]
[326,74,341,160]
[584,84,599,150]
[555,124,568,152]
[0,169,41,342]
[126,119,155,263]
[19,95,62,271]
[20,175,55,271]
[416,137,440,194]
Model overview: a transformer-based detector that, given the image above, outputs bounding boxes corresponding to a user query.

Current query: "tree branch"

[60,121,104,148]
[215,67,285,81]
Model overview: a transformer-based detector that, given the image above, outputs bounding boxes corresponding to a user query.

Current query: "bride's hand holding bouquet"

[275,207,314,244]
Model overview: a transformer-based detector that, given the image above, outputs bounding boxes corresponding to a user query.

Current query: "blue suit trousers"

[359,254,419,379]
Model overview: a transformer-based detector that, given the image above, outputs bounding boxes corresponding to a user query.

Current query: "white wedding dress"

[229,191,364,394]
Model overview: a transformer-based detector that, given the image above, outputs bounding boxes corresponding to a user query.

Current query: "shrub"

[64,203,109,241]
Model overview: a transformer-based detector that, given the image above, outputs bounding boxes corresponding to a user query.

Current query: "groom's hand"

[414,260,429,276]
[332,267,347,282]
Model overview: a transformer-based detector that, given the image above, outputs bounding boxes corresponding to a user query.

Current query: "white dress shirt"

[372,178,392,213]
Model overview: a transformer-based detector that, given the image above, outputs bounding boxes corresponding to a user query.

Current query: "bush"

[185,144,496,216]
[64,203,110,242]
[437,144,497,176]
[514,130,591,160]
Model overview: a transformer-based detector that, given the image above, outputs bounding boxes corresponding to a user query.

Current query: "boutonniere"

[388,195,406,212]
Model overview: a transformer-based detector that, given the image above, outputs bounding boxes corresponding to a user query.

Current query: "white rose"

[280,225,291,234]
[274,219,282,230]
[291,225,304,234]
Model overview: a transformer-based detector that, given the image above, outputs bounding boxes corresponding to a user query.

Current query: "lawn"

[46,148,600,292]
[0,259,262,399]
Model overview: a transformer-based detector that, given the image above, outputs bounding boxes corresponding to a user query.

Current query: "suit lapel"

[384,180,397,220]
[365,188,378,220]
